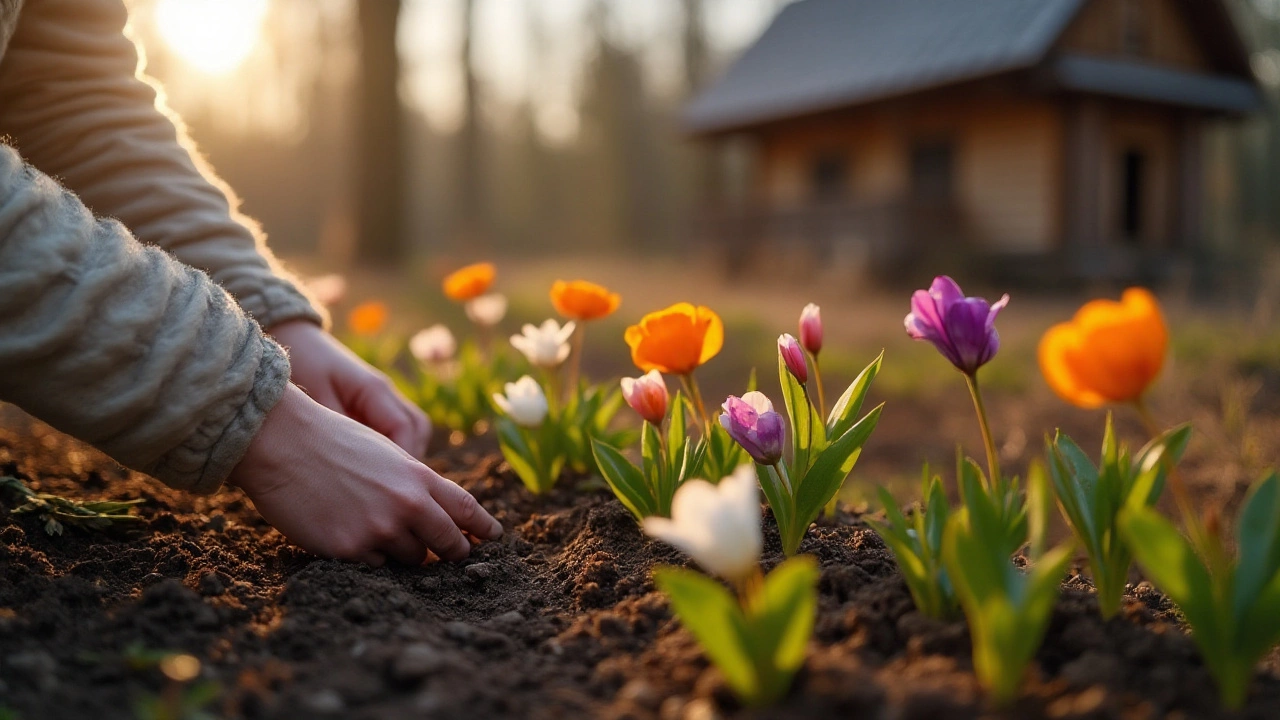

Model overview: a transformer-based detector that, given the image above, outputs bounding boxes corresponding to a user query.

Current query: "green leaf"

[750,557,819,690]
[667,391,689,481]
[592,438,657,520]
[1026,460,1052,562]
[789,404,882,551]
[1233,471,1280,617]
[778,353,824,474]
[826,351,882,439]
[654,567,757,698]
[756,463,795,547]
[642,422,666,507]
[1119,506,1223,653]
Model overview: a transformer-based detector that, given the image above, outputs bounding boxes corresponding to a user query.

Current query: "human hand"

[228,384,501,565]
[269,320,430,458]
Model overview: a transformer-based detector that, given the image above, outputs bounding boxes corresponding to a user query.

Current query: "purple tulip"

[778,334,808,384]
[905,276,1009,375]
[719,392,786,465]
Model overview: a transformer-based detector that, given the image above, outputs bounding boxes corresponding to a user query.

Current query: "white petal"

[741,391,774,414]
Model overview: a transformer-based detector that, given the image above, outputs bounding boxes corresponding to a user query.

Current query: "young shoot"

[1120,470,1280,709]
[726,351,882,556]
[1046,416,1191,618]
[644,467,819,707]
[493,376,564,494]
[873,467,957,619]
[943,461,1072,706]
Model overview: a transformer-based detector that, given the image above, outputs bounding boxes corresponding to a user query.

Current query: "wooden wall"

[1058,0,1209,72]
[752,94,1064,253]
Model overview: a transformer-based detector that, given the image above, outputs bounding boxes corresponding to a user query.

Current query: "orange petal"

[1039,323,1107,408]
[697,306,724,365]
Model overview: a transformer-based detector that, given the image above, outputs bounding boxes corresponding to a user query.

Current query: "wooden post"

[1063,98,1107,278]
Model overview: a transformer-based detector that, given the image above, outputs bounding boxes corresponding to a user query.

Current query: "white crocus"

[510,319,576,368]
[306,273,347,307]
[492,376,549,428]
[643,465,763,582]
[465,293,508,327]
[409,325,457,363]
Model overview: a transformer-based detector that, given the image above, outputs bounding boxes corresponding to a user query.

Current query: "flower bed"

[4,418,1280,719]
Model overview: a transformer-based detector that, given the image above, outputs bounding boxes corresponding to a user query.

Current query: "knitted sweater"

[0,0,325,493]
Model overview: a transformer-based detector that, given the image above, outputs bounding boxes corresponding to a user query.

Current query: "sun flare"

[154,0,269,76]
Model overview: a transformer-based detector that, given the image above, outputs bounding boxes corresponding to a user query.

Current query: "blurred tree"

[457,0,487,249]
[355,0,406,265]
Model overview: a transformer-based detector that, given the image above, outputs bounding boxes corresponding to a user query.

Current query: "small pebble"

[197,571,225,596]
[418,577,442,593]
[302,689,345,714]
[390,643,449,683]
[618,679,660,710]
[464,562,495,581]
[491,610,524,625]
[343,598,371,623]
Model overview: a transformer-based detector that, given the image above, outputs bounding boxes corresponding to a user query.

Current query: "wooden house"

[685,0,1262,282]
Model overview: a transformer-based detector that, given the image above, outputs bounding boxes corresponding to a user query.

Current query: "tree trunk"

[355,0,405,265]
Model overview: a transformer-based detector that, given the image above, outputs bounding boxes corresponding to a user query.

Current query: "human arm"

[0,0,430,455]
[0,145,496,561]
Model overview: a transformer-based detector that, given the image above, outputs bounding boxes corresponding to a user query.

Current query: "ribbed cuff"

[149,334,292,494]
[237,279,329,332]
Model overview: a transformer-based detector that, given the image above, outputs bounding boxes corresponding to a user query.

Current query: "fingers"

[407,495,473,562]
[379,532,430,567]
[356,550,388,567]
[426,471,503,540]
[300,381,344,414]
[348,374,428,458]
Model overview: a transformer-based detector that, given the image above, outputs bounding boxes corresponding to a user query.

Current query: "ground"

[3,263,1280,719]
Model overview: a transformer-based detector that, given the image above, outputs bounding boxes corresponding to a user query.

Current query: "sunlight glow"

[154,0,269,76]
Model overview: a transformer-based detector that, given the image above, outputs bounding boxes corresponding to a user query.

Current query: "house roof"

[684,0,1259,134]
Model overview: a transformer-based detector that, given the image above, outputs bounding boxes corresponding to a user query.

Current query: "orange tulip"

[443,262,496,301]
[348,301,389,336]
[1039,288,1167,408]
[625,303,723,375]
[550,279,621,321]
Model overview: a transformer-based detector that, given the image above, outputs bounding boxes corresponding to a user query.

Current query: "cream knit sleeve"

[0,0,327,331]
[0,145,289,494]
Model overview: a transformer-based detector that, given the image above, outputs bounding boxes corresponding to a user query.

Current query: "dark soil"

[3,410,1280,720]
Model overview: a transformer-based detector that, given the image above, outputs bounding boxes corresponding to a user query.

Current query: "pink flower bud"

[799,303,823,355]
[620,369,669,426]
[778,334,808,384]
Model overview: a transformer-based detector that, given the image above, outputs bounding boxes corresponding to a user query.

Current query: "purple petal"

[944,298,996,373]
[986,293,1010,333]
[929,276,965,312]
[907,289,945,338]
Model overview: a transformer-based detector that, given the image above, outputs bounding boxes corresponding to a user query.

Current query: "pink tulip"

[621,370,669,426]
[778,334,808,384]
[799,304,823,355]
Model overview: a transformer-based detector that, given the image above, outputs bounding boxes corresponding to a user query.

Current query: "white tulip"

[510,319,576,368]
[305,273,347,307]
[465,293,508,327]
[492,376,549,428]
[409,325,457,363]
[643,465,762,582]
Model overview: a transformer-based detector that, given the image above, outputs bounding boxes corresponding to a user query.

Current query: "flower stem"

[681,373,712,437]
[733,566,766,614]
[963,372,1001,488]
[810,352,827,421]
[565,324,585,404]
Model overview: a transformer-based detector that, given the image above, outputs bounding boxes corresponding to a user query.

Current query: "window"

[909,141,955,204]
[1121,0,1147,56]
[809,152,848,203]
[1121,149,1146,244]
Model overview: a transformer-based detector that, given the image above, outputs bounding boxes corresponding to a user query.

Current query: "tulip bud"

[719,392,785,466]
[642,465,762,581]
[493,376,549,427]
[621,370,669,426]
[778,334,808,384]
[799,303,823,355]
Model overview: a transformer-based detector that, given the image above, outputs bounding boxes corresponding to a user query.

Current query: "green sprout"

[942,459,1072,706]
[593,391,706,520]
[873,466,957,619]
[655,556,818,707]
[1046,416,1191,618]
[1120,470,1280,709]
[755,352,883,555]
[0,476,144,536]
